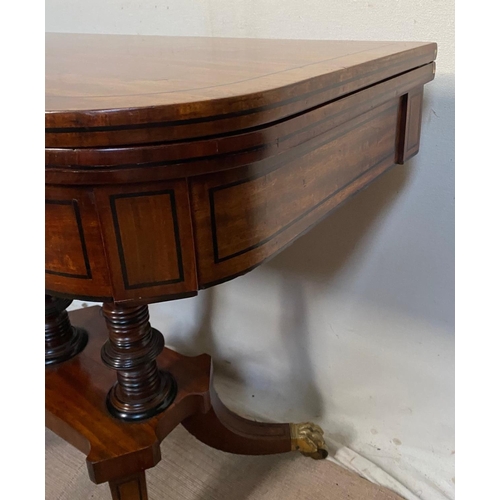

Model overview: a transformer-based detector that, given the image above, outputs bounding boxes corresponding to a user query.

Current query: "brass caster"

[290,422,328,460]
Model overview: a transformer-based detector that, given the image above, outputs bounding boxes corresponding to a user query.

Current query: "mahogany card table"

[45,33,436,499]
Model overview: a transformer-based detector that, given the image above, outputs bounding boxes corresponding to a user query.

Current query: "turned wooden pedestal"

[46,306,326,499]
[45,295,88,365]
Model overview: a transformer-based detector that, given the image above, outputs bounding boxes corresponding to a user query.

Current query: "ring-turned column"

[101,303,177,421]
[45,295,88,365]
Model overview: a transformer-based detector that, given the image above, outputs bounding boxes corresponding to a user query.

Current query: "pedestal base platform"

[46,306,327,498]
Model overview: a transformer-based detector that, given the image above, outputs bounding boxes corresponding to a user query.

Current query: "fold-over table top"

[46,34,436,147]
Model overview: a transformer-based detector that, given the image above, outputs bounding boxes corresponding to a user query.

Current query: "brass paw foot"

[290,422,328,460]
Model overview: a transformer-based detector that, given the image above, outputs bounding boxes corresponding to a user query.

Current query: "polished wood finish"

[109,472,148,500]
[45,63,433,185]
[182,382,292,456]
[401,87,424,162]
[46,35,436,499]
[92,180,198,303]
[46,35,436,304]
[45,294,87,365]
[191,99,401,286]
[46,35,436,147]
[101,303,177,421]
[46,307,308,491]
[45,186,113,299]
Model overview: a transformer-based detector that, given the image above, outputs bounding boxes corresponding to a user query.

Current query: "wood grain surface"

[46,306,297,489]
[46,34,436,147]
[45,34,436,304]
[190,98,401,286]
[108,472,148,500]
[45,63,434,184]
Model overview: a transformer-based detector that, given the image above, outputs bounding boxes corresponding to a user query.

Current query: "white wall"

[50,2,454,499]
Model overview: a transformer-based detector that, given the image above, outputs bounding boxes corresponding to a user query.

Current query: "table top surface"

[46,34,436,131]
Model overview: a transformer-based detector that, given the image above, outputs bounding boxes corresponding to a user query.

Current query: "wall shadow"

[276,274,324,419]
[165,164,408,433]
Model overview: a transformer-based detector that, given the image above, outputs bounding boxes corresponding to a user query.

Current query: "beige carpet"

[46,427,404,500]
